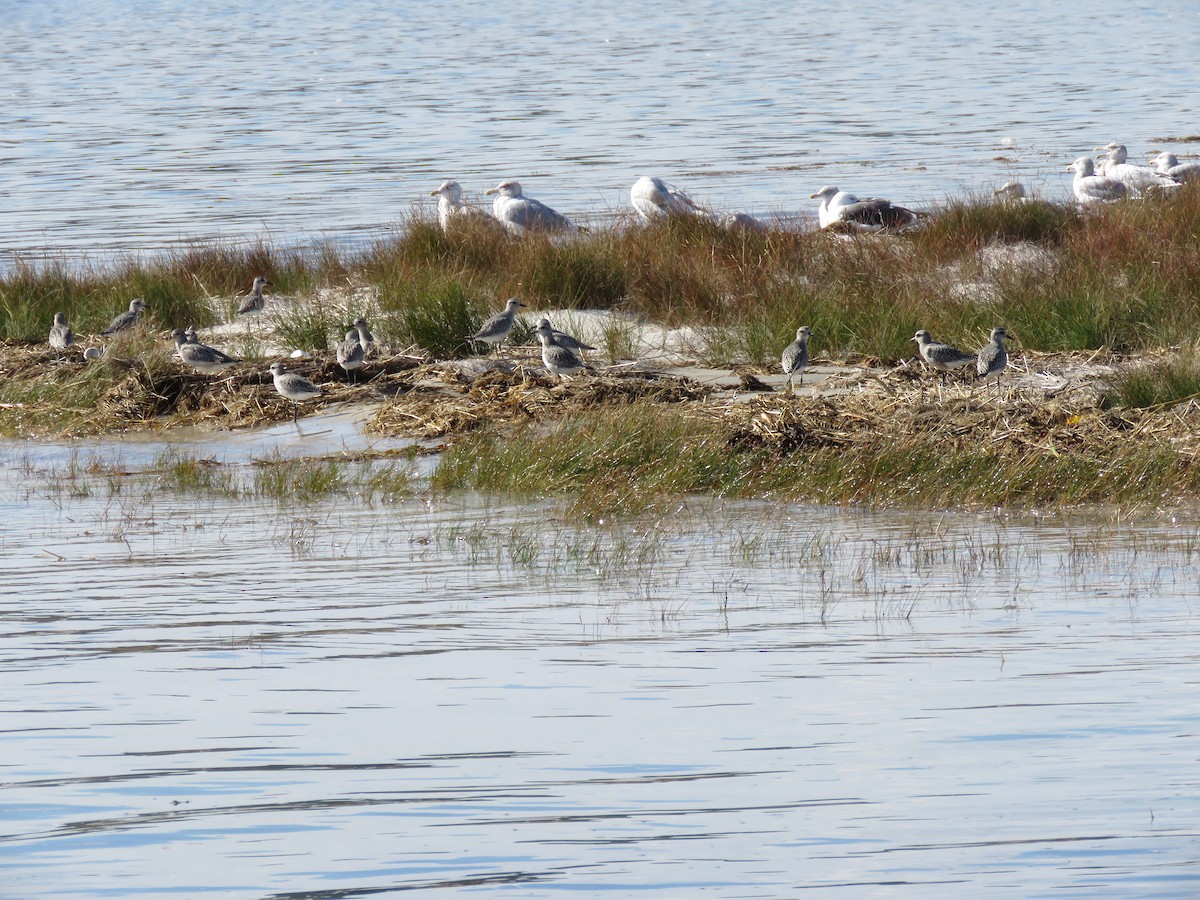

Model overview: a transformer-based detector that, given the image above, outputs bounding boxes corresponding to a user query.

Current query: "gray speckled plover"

[237,276,273,315]
[49,312,74,352]
[269,361,322,422]
[781,326,811,392]
[471,298,525,352]
[172,328,240,374]
[976,326,1009,394]
[535,320,585,379]
[101,298,145,336]
[336,327,364,377]
[537,317,595,357]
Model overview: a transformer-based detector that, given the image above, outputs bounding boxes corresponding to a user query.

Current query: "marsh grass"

[6,187,1200,363]
[431,396,1200,515]
[1103,350,1200,409]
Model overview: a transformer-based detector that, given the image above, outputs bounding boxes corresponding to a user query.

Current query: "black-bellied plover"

[336,327,364,376]
[184,325,200,344]
[912,329,976,379]
[101,298,145,336]
[1068,157,1127,205]
[352,317,374,356]
[630,176,705,223]
[781,326,812,392]
[535,320,586,379]
[809,185,917,231]
[976,326,1009,394]
[471,298,525,351]
[269,361,322,422]
[237,276,274,314]
[483,181,575,236]
[49,312,74,352]
[537,317,595,356]
[171,328,240,374]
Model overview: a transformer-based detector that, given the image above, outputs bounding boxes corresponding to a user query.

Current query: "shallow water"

[2,446,1200,898]
[3,0,1200,257]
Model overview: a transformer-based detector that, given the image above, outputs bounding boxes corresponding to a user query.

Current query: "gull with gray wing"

[484,180,575,236]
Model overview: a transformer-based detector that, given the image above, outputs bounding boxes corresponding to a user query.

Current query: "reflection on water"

[3,0,1200,256]
[1,457,1199,898]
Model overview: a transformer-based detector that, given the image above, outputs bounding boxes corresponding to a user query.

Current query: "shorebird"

[1151,152,1200,184]
[1067,157,1127,206]
[484,180,575,236]
[912,330,976,391]
[630,176,706,223]
[535,320,586,379]
[336,327,365,376]
[101,298,145,336]
[269,361,322,423]
[83,347,105,361]
[352,317,374,356]
[781,326,812,392]
[470,298,525,351]
[171,328,240,374]
[49,312,74,352]
[976,326,1009,394]
[184,325,200,344]
[237,276,273,314]
[810,185,917,232]
[537,317,595,357]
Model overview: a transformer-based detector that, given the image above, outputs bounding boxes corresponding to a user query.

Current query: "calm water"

[1,433,1199,898]
[3,0,1200,256]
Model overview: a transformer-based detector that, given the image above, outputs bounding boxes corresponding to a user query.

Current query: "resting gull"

[484,180,575,236]
[49,312,74,351]
[430,180,496,231]
[809,185,917,232]
[993,182,1028,202]
[1152,152,1200,184]
[1068,157,1127,206]
[101,298,146,336]
[630,176,706,223]
[1095,143,1179,195]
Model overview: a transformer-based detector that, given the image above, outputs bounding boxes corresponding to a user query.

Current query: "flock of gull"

[43,139,1195,420]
